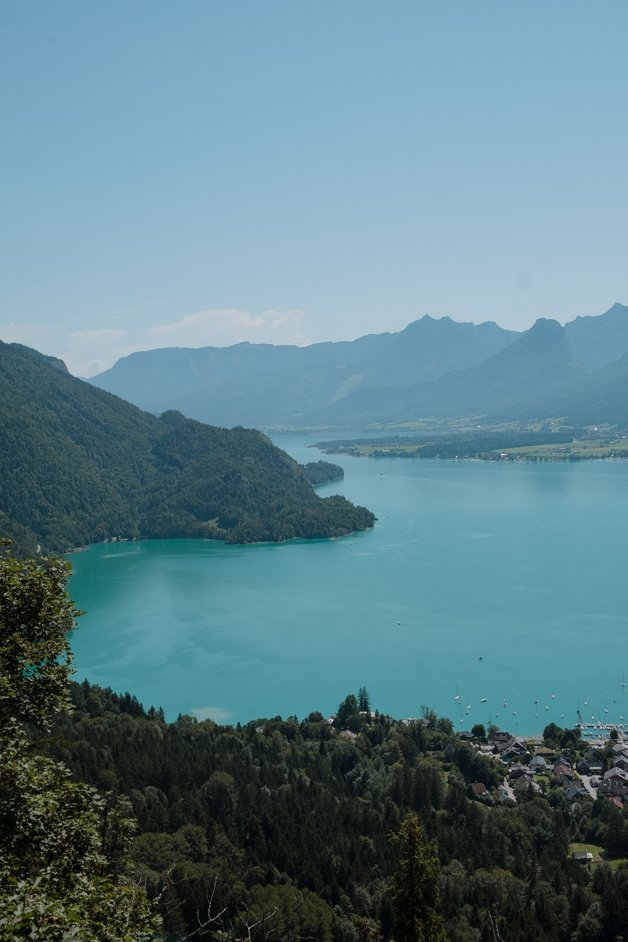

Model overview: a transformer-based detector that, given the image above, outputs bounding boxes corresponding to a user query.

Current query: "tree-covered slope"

[0,342,374,554]
[6,550,628,942]
[52,680,628,942]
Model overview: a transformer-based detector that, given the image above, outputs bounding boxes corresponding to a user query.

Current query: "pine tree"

[390,813,448,942]
[358,686,371,713]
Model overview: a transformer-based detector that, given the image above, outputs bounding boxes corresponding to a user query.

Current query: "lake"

[69,434,628,735]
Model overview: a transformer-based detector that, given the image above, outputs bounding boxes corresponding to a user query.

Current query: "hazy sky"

[2,1,627,376]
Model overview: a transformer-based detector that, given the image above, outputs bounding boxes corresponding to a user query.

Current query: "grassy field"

[501,437,628,460]
[353,442,420,456]
[569,842,628,870]
[570,842,605,862]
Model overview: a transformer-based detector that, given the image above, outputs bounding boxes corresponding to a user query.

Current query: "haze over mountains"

[91,303,628,430]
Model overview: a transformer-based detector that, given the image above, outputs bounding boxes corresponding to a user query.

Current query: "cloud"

[144,307,312,349]
[69,328,128,344]
[4,307,313,378]
[61,329,131,378]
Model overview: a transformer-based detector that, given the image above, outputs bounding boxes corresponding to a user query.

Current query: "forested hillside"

[0,342,374,554]
[5,550,628,941]
[52,681,628,942]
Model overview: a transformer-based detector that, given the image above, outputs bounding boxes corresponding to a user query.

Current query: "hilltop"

[0,341,374,555]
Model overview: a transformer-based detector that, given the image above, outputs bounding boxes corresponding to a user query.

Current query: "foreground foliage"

[0,553,158,941]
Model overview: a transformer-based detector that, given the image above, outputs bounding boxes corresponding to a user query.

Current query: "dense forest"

[51,684,628,942]
[0,342,374,555]
[4,551,628,940]
[303,460,345,486]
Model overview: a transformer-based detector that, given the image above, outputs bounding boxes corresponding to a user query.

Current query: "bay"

[69,433,628,735]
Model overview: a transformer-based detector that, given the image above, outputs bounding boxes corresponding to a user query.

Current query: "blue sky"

[1,1,627,375]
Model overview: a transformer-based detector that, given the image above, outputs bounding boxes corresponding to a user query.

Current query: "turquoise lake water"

[69,434,628,735]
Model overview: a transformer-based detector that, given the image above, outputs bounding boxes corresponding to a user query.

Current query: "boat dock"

[577,721,627,739]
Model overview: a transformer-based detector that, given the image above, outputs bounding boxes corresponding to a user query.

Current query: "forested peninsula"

[0,342,374,555]
[317,429,628,463]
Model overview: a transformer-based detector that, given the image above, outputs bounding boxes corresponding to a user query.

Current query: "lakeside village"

[331,705,628,866]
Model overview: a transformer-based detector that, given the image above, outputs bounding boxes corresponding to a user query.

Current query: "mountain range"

[0,342,374,555]
[90,303,628,429]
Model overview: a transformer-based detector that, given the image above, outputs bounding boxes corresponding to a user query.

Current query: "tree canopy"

[0,553,77,728]
[0,551,158,941]
[390,814,448,942]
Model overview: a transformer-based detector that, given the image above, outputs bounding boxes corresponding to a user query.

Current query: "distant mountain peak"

[564,301,628,370]
[604,301,628,316]
[477,317,582,386]
[401,313,500,335]
[507,318,567,352]
[527,317,564,334]
[570,301,628,323]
